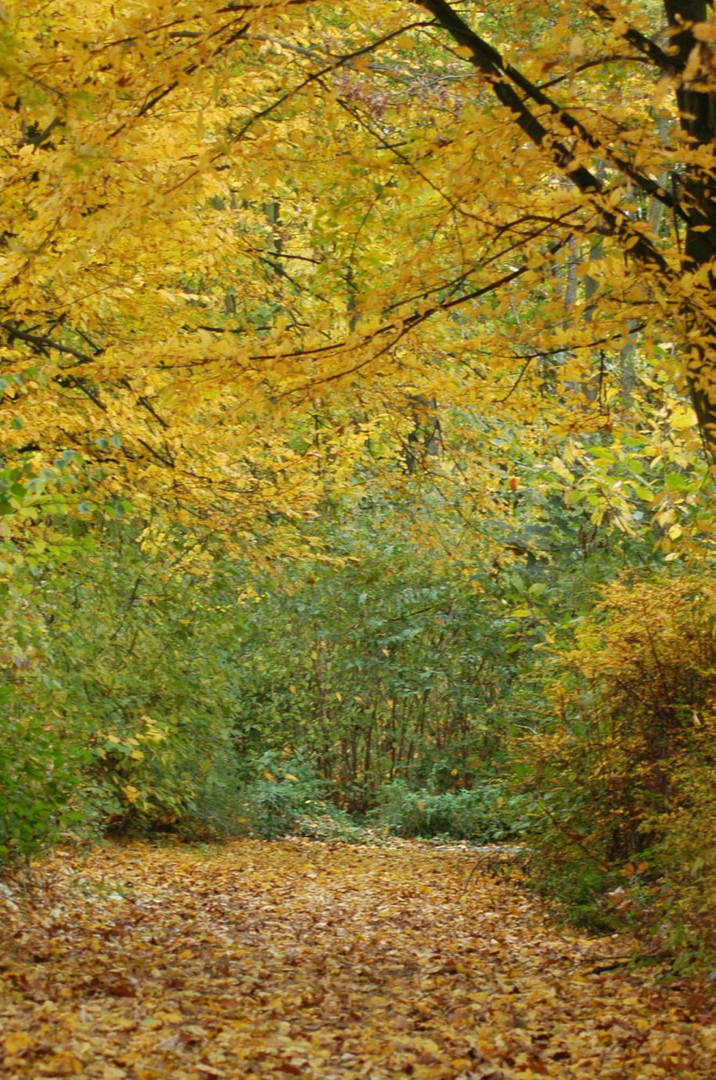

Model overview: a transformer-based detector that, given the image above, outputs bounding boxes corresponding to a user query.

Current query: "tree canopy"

[1,0,715,559]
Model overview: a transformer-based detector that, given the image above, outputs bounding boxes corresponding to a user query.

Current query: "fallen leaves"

[0,840,714,1078]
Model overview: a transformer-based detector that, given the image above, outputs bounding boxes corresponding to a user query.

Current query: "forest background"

[1,0,716,982]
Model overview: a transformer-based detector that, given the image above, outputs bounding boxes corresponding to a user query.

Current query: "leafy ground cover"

[1,842,714,1079]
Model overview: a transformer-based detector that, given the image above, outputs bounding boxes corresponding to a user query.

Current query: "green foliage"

[0,464,670,860]
[237,750,327,840]
[0,700,87,863]
[0,521,248,851]
[371,777,527,842]
[227,519,519,811]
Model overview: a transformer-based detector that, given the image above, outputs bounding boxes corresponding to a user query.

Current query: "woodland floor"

[1,841,714,1080]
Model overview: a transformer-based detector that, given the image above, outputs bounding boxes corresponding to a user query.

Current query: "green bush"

[371,777,519,841]
[0,522,257,855]
[239,750,327,839]
[225,539,520,813]
[0,692,90,863]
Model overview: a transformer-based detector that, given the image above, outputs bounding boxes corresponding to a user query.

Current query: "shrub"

[239,750,327,839]
[226,541,518,813]
[0,702,87,863]
[640,739,716,974]
[520,570,716,950]
[371,777,519,841]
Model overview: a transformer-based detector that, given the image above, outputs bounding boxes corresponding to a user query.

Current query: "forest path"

[1,841,714,1079]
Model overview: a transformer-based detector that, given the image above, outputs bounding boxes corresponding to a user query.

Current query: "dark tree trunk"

[665,1,716,452]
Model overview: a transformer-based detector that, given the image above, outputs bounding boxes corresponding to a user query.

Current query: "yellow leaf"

[693,20,716,42]
[102,1065,127,1080]
[659,1036,684,1054]
[4,1031,32,1056]
[670,405,697,430]
[551,456,574,483]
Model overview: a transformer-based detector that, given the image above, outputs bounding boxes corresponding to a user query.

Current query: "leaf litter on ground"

[1,840,714,1079]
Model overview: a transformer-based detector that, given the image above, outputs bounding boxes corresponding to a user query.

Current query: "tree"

[418,0,716,453]
[0,0,713,556]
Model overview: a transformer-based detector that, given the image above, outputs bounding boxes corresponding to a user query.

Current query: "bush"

[0,524,261,856]
[0,701,87,863]
[239,750,327,839]
[520,570,716,951]
[225,538,518,813]
[371,777,521,841]
[640,742,716,975]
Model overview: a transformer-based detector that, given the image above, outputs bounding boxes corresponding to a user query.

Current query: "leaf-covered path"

[1,842,714,1079]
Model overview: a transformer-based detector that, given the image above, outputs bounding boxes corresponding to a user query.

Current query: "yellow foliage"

[0,0,715,563]
[522,569,716,970]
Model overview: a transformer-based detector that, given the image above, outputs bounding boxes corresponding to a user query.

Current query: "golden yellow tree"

[1,0,714,551]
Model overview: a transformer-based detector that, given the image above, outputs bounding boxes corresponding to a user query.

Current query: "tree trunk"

[666,1,716,452]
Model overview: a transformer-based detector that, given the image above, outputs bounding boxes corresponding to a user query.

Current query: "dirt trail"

[1,841,714,1078]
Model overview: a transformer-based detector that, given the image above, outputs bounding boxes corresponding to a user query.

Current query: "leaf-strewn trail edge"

[1,842,714,1079]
